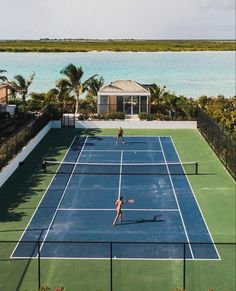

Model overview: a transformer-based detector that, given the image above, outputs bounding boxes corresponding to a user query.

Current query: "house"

[0,84,8,104]
[0,84,17,117]
[97,80,151,115]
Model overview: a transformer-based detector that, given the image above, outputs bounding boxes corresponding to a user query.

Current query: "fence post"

[183,243,186,290]
[110,242,113,291]
[37,240,41,290]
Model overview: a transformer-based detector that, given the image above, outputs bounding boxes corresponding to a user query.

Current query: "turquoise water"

[0,51,235,98]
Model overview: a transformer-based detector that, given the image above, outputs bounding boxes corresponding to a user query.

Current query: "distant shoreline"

[0,40,235,52]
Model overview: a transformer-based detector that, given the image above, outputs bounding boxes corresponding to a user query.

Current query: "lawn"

[0,128,235,291]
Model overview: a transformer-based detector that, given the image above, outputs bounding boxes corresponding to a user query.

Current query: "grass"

[0,40,235,52]
[0,128,235,290]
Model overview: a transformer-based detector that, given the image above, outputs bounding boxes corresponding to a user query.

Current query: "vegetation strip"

[0,40,235,52]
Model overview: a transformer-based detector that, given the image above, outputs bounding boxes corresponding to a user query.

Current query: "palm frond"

[13,75,26,89]
[0,76,8,82]
[26,72,36,86]
[60,64,82,86]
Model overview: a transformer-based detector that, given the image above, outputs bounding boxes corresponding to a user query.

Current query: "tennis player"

[116,127,125,144]
[113,196,125,226]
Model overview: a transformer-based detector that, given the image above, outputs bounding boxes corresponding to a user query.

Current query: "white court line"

[112,134,170,138]
[158,136,195,259]
[11,256,220,261]
[83,150,162,152]
[58,208,179,212]
[39,136,88,253]
[118,150,123,199]
[170,136,221,260]
[87,135,171,138]
[10,135,78,259]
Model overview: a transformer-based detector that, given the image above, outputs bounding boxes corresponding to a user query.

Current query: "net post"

[196,162,199,175]
[37,240,41,290]
[42,160,46,173]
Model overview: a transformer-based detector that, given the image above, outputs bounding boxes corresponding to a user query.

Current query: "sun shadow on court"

[0,128,103,224]
[118,215,165,225]
[0,228,47,233]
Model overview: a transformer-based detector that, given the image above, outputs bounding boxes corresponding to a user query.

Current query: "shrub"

[138,112,148,120]
[96,112,125,120]
[0,112,10,120]
[155,112,166,120]
[146,114,155,121]
[43,103,61,120]
[78,109,90,120]
[97,113,109,120]
[110,112,125,120]
[138,112,155,120]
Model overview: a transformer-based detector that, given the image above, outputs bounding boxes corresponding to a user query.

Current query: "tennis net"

[42,160,198,175]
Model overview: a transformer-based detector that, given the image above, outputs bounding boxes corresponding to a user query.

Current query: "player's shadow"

[119,215,164,225]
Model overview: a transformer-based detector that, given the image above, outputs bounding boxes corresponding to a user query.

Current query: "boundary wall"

[75,120,197,129]
[0,123,51,187]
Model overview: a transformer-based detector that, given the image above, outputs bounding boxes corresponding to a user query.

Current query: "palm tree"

[10,73,35,107]
[8,85,17,102]
[0,69,7,82]
[150,83,167,105]
[83,76,104,112]
[57,64,97,113]
[53,77,74,105]
[87,76,104,97]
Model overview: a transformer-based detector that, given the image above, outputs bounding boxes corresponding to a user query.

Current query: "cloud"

[0,0,235,39]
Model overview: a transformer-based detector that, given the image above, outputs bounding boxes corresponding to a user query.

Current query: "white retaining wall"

[0,122,51,188]
[51,120,61,128]
[75,120,197,129]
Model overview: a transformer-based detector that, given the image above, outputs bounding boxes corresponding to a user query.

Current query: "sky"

[0,0,235,39]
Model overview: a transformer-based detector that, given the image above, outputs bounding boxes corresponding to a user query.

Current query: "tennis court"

[11,135,219,260]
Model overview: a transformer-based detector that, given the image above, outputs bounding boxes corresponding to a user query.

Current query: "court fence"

[0,240,235,291]
[197,107,236,180]
[0,112,50,171]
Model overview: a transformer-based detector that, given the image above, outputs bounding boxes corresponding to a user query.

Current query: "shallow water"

[0,51,235,97]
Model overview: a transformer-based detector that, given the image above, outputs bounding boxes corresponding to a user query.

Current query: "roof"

[98,80,150,95]
[0,84,8,89]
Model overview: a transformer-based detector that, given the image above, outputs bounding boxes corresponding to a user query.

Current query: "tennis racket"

[127,199,135,204]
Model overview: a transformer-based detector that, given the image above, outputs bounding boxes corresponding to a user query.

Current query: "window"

[99,96,108,113]
[140,96,147,113]
[117,96,123,112]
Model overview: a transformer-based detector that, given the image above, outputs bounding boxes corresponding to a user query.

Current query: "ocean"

[0,51,235,98]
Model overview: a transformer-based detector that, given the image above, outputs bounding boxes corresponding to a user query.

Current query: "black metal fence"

[0,241,235,291]
[197,107,236,180]
[0,112,50,171]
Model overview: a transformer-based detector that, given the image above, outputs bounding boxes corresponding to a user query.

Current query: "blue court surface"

[11,136,219,260]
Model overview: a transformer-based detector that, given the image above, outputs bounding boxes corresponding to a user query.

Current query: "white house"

[0,84,8,103]
[97,80,151,116]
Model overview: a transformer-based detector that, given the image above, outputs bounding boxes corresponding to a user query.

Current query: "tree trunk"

[22,94,26,111]
[75,94,80,114]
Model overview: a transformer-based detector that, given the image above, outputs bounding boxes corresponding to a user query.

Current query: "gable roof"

[98,80,150,95]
